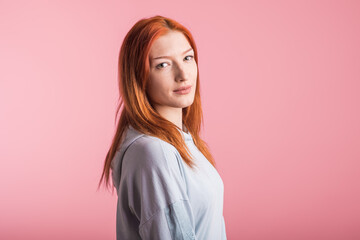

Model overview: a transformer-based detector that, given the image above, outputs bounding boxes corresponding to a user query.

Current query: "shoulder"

[122,134,179,172]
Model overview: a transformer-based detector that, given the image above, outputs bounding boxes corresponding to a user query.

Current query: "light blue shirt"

[111,124,227,240]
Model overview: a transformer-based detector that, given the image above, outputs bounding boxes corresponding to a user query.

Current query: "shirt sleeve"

[139,199,197,240]
[121,137,197,240]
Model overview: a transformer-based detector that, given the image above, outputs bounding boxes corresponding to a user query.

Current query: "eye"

[155,55,194,70]
[156,62,169,69]
[185,55,194,61]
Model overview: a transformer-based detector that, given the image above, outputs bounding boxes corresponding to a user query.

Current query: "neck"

[154,105,183,130]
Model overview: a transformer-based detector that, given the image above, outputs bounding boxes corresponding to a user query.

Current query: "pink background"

[1,0,359,239]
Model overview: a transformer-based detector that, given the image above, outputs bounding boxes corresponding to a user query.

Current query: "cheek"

[147,73,162,89]
[191,63,198,78]
[149,77,164,91]
[147,76,169,98]
[146,77,157,99]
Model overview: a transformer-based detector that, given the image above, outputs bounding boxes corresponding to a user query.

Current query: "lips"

[174,85,191,92]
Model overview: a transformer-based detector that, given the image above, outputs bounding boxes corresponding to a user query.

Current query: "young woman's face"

[146,31,198,112]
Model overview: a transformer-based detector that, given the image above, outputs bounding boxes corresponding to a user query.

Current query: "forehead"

[149,31,192,57]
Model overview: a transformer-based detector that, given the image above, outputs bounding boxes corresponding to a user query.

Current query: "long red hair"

[98,15,216,191]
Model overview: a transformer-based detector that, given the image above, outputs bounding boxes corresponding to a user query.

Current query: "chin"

[170,99,192,108]
[180,99,195,108]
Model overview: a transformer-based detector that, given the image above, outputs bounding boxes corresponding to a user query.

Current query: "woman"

[99,15,227,240]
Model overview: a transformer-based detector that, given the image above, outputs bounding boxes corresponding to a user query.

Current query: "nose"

[174,62,188,82]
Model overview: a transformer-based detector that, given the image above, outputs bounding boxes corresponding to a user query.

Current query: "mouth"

[173,85,192,95]
[173,85,192,92]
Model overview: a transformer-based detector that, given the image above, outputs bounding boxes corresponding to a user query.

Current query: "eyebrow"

[151,48,194,61]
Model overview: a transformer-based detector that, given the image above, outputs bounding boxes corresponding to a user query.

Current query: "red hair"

[98,15,216,191]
